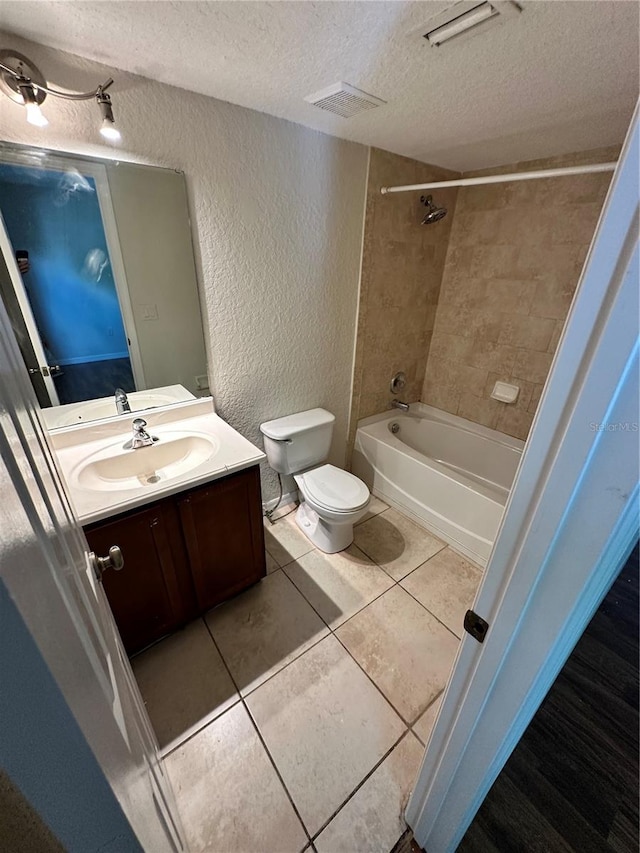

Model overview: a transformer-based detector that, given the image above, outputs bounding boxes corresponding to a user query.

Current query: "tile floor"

[132,498,483,853]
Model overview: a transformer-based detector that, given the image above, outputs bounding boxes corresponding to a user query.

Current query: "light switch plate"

[140,303,159,321]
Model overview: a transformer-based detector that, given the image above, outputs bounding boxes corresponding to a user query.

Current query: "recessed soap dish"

[491,381,520,404]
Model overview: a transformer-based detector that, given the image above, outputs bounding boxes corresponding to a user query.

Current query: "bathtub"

[352,403,524,566]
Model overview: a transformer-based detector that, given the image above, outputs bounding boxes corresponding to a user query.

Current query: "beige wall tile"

[497,314,556,352]
[348,148,459,456]
[420,148,612,441]
[512,349,554,384]
[495,406,535,441]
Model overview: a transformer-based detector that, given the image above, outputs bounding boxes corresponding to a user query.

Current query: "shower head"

[420,194,447,224]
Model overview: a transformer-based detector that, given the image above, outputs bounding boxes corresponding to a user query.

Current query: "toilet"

[260,408,370,553]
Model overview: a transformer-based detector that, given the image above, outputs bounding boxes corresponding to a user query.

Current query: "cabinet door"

[177,466,266,612]
[85,501,194,653]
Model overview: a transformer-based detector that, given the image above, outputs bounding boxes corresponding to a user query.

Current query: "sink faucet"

[391,399,410,412]
[115,388,131,415]
[123,418,158,450]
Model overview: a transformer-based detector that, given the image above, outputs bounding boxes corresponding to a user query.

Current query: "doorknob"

[90,545,125,580]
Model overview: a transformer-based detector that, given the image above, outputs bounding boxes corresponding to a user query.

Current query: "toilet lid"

[299,464,370,513]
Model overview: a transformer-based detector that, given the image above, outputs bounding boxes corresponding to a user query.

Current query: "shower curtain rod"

[379,161,617,194]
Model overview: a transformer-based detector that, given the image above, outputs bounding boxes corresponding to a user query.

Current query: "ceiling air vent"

[423,1,521,47]
[304,83,386,118]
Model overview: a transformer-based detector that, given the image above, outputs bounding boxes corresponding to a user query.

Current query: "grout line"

[399,583,463,641]
[409,688,445,746]
[202,618,314,845]
[331,631,414,729]
[159,696,243,760]
[153,503,467,844]
[309,729,411,843]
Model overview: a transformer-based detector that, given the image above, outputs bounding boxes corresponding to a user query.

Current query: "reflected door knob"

[90,545,125,580]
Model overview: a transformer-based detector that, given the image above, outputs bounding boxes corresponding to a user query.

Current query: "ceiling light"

[0,48,121,142]
[97,90,121,141]
[17,80,49,127]
[425,3,497,46]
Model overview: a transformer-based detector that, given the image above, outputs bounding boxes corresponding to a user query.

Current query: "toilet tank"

[260,408,335,474]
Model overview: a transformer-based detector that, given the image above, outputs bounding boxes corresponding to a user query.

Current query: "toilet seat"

[295,464,369,514]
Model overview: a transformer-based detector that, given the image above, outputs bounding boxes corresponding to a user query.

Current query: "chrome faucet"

[123,418,158,450]
[115,388,131,415]
[391,399,410,412]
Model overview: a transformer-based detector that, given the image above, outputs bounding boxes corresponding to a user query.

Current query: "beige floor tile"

[263,512,315,566]
[314,732,424,853]
[413,693,443,746]
[283,545,394,629]
[246,635,405,837]
[356,494,389,525]
[400,547,482,638]
[132,619,239,750]
[165,703,307,853]
[336,586,459,723]
[354,509,446,581]
[206,570,329,696]
[265,549,280,573]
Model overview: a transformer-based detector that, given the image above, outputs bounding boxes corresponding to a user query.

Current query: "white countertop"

[50,397,265,525]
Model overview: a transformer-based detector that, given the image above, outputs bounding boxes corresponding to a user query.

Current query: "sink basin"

[74,433,219,491]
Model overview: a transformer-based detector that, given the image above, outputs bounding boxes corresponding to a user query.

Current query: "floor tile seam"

[409,689,445,746]
[331,630,414,729]
[354,505,388,527]
[309,728,412,844]
[238,630,331,700]
[159,695,244,759]
[265,545,281,568]
[351,540,448,584]
[280,559,396,634]
[243,698,313,847]
[267,540,316,566]
[398,584,463,641]
[202,617,313,845]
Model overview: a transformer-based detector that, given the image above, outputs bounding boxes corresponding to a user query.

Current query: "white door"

[0,208,60,405]
[407,109,639,851]
[0,254,184,849]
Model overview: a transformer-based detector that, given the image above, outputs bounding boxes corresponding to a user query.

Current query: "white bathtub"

[352,403,524,566]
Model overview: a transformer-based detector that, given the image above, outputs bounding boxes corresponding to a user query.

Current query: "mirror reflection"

[0,144,208,428]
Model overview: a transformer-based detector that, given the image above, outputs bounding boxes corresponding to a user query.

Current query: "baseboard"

[262,488,299,514]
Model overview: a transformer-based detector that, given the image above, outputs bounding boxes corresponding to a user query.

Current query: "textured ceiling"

[0,1,638,170]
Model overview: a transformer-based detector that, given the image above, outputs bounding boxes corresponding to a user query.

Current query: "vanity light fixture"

[0,49,121,142]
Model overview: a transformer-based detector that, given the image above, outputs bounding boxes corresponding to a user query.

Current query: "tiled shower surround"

[349,148,459,438]
[351,146,618,443]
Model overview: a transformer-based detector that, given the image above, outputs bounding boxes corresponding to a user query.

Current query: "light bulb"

[25,102,48,127]
[100,119,121,141]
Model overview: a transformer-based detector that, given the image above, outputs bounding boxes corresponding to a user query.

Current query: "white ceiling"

[1,1,638,171]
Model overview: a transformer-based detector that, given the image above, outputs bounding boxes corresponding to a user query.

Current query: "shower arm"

[380,161,617,195]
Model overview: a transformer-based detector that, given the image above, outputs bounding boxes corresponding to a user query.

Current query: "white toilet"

[260,408,370,553]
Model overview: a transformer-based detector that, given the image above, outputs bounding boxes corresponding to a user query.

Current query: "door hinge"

[464,609,489,643]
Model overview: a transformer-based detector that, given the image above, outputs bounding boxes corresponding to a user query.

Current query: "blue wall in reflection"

[0,164,129,366]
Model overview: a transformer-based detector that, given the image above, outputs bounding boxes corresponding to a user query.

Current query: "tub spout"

[391,399,410,412]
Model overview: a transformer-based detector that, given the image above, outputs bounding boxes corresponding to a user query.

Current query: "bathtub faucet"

[391,399,410,412]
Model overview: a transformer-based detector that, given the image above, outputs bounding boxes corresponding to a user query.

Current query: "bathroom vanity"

[51,398,266,653]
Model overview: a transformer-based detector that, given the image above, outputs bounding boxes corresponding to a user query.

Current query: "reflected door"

[0,159,140,406]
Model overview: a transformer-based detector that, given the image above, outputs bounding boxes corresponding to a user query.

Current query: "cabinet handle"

[90,545,125,580]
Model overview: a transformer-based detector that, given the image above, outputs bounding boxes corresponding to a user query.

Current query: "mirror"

[0,142,208,429]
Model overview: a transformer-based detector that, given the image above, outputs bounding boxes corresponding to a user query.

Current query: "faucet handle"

[132,418,147,432]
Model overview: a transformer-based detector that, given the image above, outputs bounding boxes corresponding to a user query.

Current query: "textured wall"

[349,148,458,446]
[0,32,369,500]
[421,148,617,440]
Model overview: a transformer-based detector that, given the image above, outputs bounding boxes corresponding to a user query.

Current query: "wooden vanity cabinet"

[84,466,265,654]
[177,464,265,612]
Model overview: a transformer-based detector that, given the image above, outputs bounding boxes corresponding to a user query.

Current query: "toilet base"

[295,502,354,554]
